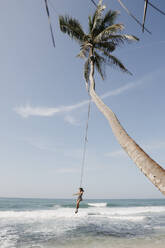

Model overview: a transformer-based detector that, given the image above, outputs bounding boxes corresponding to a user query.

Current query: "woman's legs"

[76,200,80,209]
[75,200,81,213]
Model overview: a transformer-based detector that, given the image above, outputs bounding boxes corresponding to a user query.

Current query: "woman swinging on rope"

[73,188,84,214]
[72,95,90,214]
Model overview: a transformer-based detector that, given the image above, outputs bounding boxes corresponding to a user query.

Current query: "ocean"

[0,198,165,248]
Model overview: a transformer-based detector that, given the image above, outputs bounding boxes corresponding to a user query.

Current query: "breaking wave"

[88,202,107,207]
[0,198,165,248]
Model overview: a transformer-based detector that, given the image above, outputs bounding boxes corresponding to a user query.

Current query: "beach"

[0,198,165,248]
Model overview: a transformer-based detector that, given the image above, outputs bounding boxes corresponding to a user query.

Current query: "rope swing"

[142,0,165,32]
[90,0,97,8]
[117,0,151,34]
[79,96,91,187]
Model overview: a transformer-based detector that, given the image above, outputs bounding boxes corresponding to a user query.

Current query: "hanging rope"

[117,0,151,34]
[79,96,91,187]
[148,1,165,16]
[44,0,56,47]
[143,1,165,32]
[90,0,97,7]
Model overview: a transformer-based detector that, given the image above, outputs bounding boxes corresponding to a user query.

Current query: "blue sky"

[0,0,165,199]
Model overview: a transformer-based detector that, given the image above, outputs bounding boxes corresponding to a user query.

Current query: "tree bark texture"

[89,58,165,195]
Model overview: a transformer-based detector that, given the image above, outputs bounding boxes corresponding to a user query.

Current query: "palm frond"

[99,34,139,44]
[88,16,93,33]
[100,49,132,75]
[122,34,139,41]
[59,16,86,43]
[84,58,90,83]
[100,10,119,29]
[91,0,106,33]
[95,41,116,53]
[108,54,132,75]
[59,3,138,82]
[91,10,119,38]
[77,50,87,59]
[94,52,106,80]
[94,24,124,42]
[77,44,90,59]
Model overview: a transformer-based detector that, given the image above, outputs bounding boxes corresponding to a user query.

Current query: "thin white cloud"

[101,81,137,98]
[14,100,88,118]
[14,81,142,118]
[14,68,159,119]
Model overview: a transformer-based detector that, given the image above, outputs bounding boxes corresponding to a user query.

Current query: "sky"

[0,0,165,199]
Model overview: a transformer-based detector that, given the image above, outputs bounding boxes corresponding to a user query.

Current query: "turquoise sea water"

[0,198,165,248]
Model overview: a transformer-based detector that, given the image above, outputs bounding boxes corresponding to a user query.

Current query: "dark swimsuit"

[77,193,83,201]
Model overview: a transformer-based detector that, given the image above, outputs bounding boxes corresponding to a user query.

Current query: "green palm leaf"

[92,10,120,38]
[59,16,86,43]
[77,43,90,59]
[99,34,139,44]
[91,0,106,33]
[88,16,93,33]
[103,50,132,75]
[100,10,119,30]
[94,24,124,42]
[94,52,106,80]
[59,0,138,81]
[95,41,116,53]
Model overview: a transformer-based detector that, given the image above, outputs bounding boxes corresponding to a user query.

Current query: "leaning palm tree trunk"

[89,58,165,195]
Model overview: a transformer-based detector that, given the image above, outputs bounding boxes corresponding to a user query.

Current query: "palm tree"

[59,0,165,195]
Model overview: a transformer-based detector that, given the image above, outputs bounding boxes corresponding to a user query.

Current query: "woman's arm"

[73,192,80,196]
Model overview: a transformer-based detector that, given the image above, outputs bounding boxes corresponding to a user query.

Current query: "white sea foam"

[0,205,164,222]
[0,228,18,248]
[88,202,107,207]
[0,209,76,220]
[106,206,165,216]
[107,216,145,221]
[1,204,165,248]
